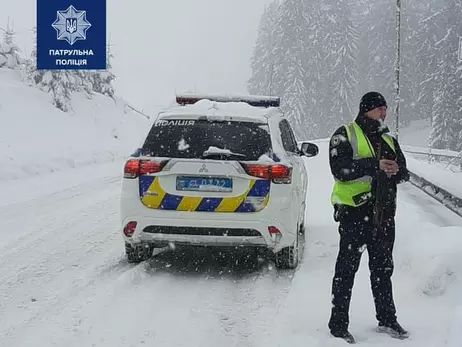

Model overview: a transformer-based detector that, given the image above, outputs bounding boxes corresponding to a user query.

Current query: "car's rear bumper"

[121,215,293,253]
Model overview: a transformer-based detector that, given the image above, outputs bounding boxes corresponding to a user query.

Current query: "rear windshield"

[141,119,273,160]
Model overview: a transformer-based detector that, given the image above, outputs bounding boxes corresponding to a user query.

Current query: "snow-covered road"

[1,142,461,347]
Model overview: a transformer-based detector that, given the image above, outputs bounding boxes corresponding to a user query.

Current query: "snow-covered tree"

[412,0,444,127]
[429,0,462,151]
[0,19,22,69]
[450,0,462,150]
[266,1,290,100]
[247,0,280,96]
[22,26,41,83]
[356,0,395,109]
[88,42,116,98]
[300,1,334,137]
[275,0,312,138]
[322,0,360,131]
[283,63,309,138]
[399,0,421,125]
[21,26,72,111]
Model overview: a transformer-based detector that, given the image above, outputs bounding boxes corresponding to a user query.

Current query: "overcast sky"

[2,0,271,115]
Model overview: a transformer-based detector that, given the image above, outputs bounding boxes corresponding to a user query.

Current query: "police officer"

[327,91,410,343]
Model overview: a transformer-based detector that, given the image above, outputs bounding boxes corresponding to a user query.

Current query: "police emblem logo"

[52,5,92,46]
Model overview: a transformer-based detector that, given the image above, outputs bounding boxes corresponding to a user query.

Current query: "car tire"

[275,204,305,269]
[275,232,300,269]
[275,223,301,269]
[125,242,154,263]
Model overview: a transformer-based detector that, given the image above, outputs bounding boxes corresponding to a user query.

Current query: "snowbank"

[0,68,151,181]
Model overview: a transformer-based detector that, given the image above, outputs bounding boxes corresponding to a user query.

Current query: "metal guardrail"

[402,146,462,171]
[401,145,460,157]
[408,170,462,218]
[390,145,461,216]
[124,103,151,120]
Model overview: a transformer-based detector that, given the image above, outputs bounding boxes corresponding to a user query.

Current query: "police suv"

[120,94,319,269]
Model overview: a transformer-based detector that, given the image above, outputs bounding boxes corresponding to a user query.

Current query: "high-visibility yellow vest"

[331,122,396,207]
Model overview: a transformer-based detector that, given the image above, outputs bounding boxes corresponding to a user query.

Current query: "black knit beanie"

[359,92,387,114]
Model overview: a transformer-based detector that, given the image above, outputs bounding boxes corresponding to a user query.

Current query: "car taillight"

[123,159,166,178]
[242,163,292,184]
[124,159,140,178]
[140,160,164,175]
[123,221,137,237]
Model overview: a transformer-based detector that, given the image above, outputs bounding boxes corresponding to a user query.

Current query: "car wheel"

[275,204,305,269]
[275,233,299,269]
[125,242,154,263]
[275,222,301,269]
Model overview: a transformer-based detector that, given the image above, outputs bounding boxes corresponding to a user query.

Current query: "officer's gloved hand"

[379,159,399,178]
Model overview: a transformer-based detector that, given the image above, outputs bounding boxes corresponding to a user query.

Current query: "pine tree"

[73,70,94,97]
[356,0,395,107]
[247,0,280,96]
[266,1,288,100]
[0,18,22,69]
[89,42,116,98]
[429,0,462,151]
[399,0,421,126]
[273,0,312,139]
[22,26,40,83]
[448,0,462,150]
[413,0,444,128]
[457,41,462,151]
[322,0,360,133]
[301,0,331,138]
[283,64,309,138]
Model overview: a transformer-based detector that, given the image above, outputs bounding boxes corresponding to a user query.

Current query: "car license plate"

[176,176,232,192]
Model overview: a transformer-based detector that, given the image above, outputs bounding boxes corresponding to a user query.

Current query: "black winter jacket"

[329,113,410,224]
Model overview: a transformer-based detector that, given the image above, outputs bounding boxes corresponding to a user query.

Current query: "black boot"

[377,321,409,339]
[331,329,356,344]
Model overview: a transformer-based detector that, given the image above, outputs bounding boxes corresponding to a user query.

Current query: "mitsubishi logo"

[199,164,209,173]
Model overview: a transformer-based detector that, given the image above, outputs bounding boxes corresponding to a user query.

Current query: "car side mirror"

[300,142,319,157]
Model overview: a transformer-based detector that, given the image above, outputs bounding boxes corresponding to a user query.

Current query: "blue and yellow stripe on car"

[139,176,270,212]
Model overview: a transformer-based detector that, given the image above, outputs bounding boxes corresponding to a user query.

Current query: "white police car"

[120,93,319,268]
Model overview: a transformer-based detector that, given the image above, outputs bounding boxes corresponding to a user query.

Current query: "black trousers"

[328,217,397,333]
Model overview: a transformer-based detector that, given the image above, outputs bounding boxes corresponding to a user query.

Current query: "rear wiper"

[200,150,247,160]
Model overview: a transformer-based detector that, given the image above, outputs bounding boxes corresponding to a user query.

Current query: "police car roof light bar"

[175,93,280,108]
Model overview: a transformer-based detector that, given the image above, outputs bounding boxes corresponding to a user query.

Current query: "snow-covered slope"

[0,68,151,181]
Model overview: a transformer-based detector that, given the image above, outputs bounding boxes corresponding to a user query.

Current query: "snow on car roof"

[157,99,281,124]
[176,92,280,106]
